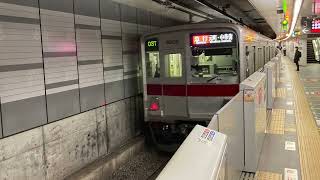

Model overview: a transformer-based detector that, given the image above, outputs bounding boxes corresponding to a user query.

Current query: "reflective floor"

[242,57,320,180]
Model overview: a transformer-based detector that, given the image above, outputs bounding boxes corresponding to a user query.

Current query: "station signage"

[145,38,159,51]
[312,18,320,33]
[190,32,236,48]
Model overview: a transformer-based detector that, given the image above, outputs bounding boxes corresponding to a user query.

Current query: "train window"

[257,48,263,70]
[164,53,182,77]
[191,48,238,82]
[146,52,160,78]
[263,47,266,64]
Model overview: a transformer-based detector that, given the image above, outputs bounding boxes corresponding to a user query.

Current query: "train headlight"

[149,98,160,111]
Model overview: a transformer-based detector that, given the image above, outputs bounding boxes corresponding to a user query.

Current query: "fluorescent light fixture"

[194,0,209,7]
[283,0,304,40]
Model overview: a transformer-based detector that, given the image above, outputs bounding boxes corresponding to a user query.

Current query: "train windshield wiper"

[207,74,219,83]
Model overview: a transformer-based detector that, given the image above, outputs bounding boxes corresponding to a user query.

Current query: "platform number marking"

[286,110,294,115]
[285,141,296,151]
[284,168,298,180]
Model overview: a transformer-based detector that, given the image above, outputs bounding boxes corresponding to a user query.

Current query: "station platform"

[250,56,320,180]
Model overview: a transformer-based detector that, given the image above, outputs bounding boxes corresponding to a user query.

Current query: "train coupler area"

[145,121,207,152]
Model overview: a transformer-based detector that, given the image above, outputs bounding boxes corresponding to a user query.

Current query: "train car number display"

[145,38,159,51]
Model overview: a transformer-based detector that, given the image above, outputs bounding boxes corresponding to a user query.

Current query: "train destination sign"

[190,32,237,48]
[145,38,159,51]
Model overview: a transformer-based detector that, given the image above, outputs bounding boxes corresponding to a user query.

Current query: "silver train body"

[140,23,275,150]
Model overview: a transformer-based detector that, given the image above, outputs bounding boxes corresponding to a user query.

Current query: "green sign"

[145,38,159,51]
[283,0,287,13]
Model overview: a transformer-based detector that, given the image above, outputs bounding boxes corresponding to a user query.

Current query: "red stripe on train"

[163,85,186,96]
[147,84,162,95]
[147,84,239,96]
[187,84,239,96]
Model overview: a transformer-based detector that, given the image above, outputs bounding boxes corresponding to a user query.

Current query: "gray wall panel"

[134,96,143,135]
[47,90,80,122]
[120,4,137,24]
[106,100,134,151]
[74,0,100,17]
[80,84,105,112]
[100,0,120,21]
[105,80,124,104]
[0,104,2,138]
[124,77,138,98]
[1,96,47,136]
[39,0,73,13]
[0,0,38,7]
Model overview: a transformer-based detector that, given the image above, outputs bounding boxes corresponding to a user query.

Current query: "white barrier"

[240,72,267,172]
[264,61,276,109]
[209,92,244,180]
[157,125,227,180]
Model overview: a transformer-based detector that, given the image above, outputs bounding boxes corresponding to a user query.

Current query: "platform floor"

[254,57,320,180]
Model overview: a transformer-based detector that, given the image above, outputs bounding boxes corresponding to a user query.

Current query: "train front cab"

[142,26,241,151]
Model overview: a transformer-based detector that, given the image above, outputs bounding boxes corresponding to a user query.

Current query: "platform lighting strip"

[283,0,304,40]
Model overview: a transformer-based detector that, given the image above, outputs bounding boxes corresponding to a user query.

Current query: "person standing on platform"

[294,46,302,71]
[283,46,286,56]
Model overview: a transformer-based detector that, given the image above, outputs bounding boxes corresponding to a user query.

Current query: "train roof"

[142,22,274,42]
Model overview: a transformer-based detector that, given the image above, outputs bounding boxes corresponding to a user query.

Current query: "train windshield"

[190,32,238,83]
[191,47,238,83]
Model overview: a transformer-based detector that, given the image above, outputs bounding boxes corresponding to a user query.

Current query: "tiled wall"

[0,0,182,138]
[0,0,47,137]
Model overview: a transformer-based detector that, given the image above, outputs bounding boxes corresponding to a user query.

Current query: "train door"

[159,33,187,120]
[257,48,263,70]
[144,38,162,119]
[269,47,271,60]
[266,47,269,62]
[249,46,257,75]
[187,31,239,120]
[245,46,250,78]
[161,49,187,118]
[244,45,255,77]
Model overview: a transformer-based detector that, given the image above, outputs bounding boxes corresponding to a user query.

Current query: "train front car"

[141,23,269,151]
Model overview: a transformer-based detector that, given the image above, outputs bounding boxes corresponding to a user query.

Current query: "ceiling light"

[283,0,304,40]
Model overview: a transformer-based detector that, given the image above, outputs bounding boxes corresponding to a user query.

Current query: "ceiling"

[169,0,277,38]
[249,0,314,38]
[113,0,314,39]
[247,0,285,35]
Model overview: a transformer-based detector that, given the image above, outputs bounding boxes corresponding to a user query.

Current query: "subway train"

[140,23,276,151]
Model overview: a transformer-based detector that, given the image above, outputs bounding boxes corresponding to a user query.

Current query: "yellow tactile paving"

[284,57,320,180]
[267,109,285,134]
[254,171,282,180]
[276,88,286,98]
